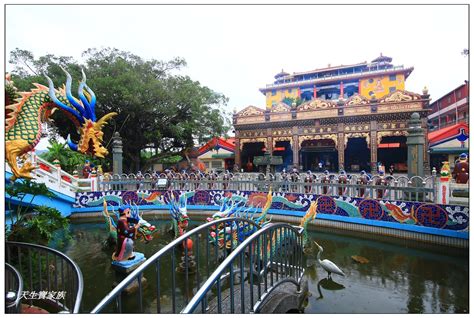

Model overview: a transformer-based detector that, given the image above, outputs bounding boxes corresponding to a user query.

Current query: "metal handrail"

[182,223,305,314]
[5,241,84,313]
[5,263,23,313]
[91,217,261,313]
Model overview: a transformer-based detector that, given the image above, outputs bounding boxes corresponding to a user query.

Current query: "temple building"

[233,55,431,174]
[197,137,235,172]
[260,53,413,108]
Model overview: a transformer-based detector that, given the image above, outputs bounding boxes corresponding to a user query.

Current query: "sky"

[5,4,469,115]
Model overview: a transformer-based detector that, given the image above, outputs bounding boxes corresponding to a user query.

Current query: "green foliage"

[8,47,231,172]
[39,139,104,173]
[6,180,70,246]
[8,206,70,246]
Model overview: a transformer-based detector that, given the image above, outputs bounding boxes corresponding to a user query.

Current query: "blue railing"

[182,223,305,313]
[91,217,261,313]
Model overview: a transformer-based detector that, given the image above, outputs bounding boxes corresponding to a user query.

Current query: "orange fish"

[385,203,411,222]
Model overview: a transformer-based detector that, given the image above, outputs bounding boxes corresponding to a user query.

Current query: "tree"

[39,140,105,174]
[8,48,231,172]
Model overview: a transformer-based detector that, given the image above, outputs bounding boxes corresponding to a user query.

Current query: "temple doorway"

[300,139,338,172]
[272,140,293,172]
[241,142,265,172]
[344,137,370,172]
[377,136,408,172]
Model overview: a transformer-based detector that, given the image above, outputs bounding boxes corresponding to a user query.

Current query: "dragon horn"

[77,69,93,119]
[95,112,118,130]
[84,83,97,120]
[45,74,84,124]
[60,66,87,118]
[67,134,78,151]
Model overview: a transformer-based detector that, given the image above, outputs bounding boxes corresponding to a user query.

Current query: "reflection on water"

[57,219,469,314]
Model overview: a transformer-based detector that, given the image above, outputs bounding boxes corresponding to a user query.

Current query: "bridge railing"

[182,223,305,314]
[5,263,23,313]
[99,172,436,202]
[91,217,261,314]
[5,242,84,313]
[6,152,98,194]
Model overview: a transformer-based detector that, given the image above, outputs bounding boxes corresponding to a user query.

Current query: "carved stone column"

[292,133,299,169]
[112,132,123,175]
[369,132,378,174]
[421,117,430,175]
[234,138,241,171]
[337,123,345,171]
[266,128,273,154]
[407,112,425,178]
[337,133,345,170]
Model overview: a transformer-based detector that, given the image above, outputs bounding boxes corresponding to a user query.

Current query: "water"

[57,218,469,314]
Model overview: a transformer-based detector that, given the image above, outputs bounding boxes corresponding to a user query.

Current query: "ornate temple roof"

[274,69,290,79]
[371,53,393,64]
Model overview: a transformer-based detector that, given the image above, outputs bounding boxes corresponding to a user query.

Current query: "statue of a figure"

[375,170,388,199]
[452,153,469,184]
[357,170,369,198]
[223,170,232,190]
[321,170,331,195]
[112,206,139,261]
[304,170,313,193]
[337,170,348,196]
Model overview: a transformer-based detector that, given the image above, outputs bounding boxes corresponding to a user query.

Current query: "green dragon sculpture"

[5,69,117,181]
[102,200,158,246]
[299,200,318,251]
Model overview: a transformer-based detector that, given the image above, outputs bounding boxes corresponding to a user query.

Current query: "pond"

[56,215,469,314]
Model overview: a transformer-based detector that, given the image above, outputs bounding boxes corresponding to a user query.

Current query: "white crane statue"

[314,241,345,279]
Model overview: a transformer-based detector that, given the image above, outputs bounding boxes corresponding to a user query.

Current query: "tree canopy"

[8,48,231,172]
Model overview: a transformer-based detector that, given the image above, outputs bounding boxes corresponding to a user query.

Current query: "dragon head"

[169,192,190,233]
[45,68,117,158]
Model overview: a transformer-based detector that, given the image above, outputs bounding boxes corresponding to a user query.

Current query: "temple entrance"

[300,139,338,172]
[241,142,265,172]
[377,136,408,172]
[272,140,293,172]
[344,137,370,172]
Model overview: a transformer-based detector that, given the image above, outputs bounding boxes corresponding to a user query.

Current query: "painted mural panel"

[75,190,469,232]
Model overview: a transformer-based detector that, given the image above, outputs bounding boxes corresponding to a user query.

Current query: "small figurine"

[223,170,232,190]
[304,170,313,193]
[321,170,331,195]
[375,170,388,199]
[357,170,369,198]
[83,160,92,178]
[136,171,144,190]
[281,168,289,192]
[337,169,348,196]
[452,153,469,184]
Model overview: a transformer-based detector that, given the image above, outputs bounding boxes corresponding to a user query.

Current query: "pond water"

[56,216,468,314]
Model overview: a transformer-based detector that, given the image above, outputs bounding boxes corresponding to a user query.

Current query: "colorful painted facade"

[429,123,469,169]
[74,190,469,234]
[261,54,411,108]
[197,137,235,172]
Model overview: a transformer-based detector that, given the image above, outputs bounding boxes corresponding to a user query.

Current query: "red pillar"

[340,81,344,98]
[313,85,317,99]
[297,87,301,99]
